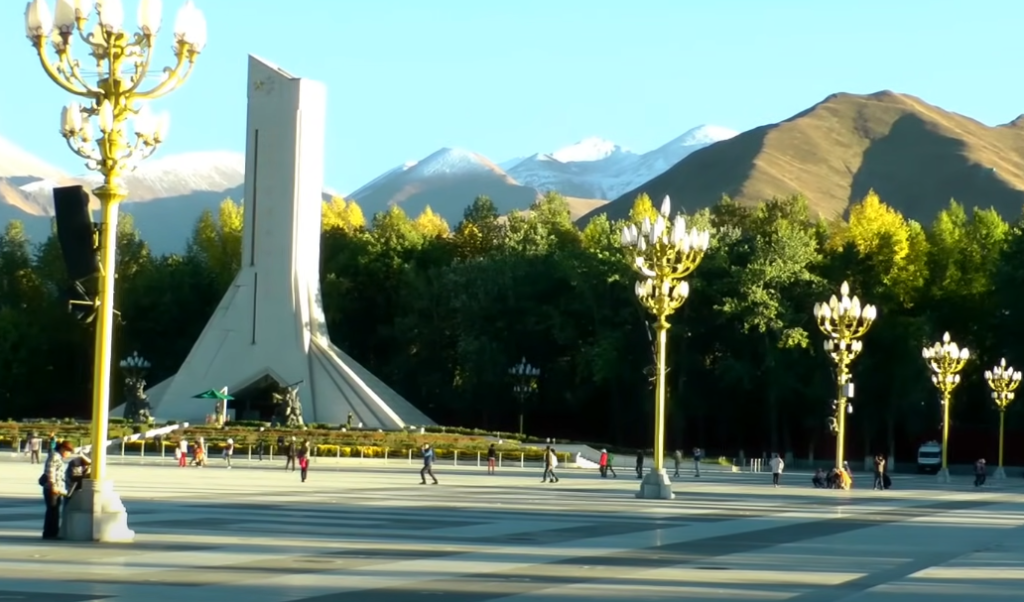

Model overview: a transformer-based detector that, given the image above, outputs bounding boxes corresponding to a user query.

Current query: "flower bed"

[0,421,565,460]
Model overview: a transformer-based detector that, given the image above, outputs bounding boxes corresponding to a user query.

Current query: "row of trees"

[2,190,1023,463]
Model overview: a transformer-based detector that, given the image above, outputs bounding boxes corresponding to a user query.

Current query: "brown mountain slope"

[590,91,1024,224]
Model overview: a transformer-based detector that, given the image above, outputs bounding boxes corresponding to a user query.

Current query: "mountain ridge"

[588,91,1024,225]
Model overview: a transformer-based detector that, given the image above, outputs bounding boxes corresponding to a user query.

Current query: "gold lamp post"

[24,0,206,541]
[812,282,877,471]
[620,195,710,500]
[922,332,970,484]
[984,358,1021,480]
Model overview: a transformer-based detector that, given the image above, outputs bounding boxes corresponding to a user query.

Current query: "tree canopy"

[3,192,1022,464]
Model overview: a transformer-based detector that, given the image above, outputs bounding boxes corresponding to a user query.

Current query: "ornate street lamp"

[923,332,970,484]
[813,282,877,471]
[508,357,540,436]
[24,0,206,541]
[119,350,151,381]
[984,358,1021,480]
[620,195,710,500]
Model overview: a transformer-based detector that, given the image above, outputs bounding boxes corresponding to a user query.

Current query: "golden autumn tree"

[833,189,928,304]
[322,196,366,233]
[412,206,450,238]
[628,192,660,223]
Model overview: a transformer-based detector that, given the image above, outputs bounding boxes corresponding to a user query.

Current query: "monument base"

[936,468,951,484]
[635,469,676,500]
[995,466,1006,480]
[61,479,135,543]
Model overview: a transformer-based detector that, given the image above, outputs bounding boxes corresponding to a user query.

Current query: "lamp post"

[812,282,877,471]
[119,350,151,382]
[508,357,540,436]
[984,358,1021,480]
[24,0,206,542]
[619,195,710,500]
[923,332,970,484]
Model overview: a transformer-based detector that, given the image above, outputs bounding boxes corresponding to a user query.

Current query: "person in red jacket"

[599,449,608,478]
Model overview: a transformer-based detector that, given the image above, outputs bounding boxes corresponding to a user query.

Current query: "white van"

[917,441,942,473]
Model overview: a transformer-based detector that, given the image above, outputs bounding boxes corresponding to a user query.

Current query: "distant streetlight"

[508,358,540,436]
[984,358,1021,480]
[619,195,710,500]
[812,281,877,471]
[923,332,970,484]
[119,351,151,381]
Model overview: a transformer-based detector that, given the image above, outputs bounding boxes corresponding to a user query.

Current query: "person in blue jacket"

[420,443,439,485]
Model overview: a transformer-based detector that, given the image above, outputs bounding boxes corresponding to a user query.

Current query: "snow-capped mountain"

[550,137,627,163]
[17,151,246,209]
[0,123,739,252]
[349,125,739,224]
[504,125,738,200]
[0,141,248,253]
[350,148,540,221]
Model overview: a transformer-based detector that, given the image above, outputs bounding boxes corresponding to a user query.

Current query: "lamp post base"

[635,469,676,500]
[61,479,135,543]
[936,468,951,484]
[995,466,1006,480]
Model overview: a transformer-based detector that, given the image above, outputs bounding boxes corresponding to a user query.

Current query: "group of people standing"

[811,455,889,490]
[38,439,91,540]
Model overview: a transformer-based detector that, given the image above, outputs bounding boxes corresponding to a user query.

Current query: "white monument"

[143,56,433,429]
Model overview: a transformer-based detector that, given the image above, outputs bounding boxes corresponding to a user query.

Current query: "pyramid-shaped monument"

[144,56,433,429]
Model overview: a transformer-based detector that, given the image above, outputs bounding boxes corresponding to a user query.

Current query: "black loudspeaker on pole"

[53,185,100,281]
[52,185,100,322]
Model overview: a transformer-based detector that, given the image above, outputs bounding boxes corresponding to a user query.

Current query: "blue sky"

[3,0,1023,194]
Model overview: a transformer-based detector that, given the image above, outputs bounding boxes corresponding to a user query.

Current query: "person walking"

[40,441,73,539]
[256,428,265,461]
[606,451,618,478]
[872,454,886,490]
[298,449,310,482]
[285,437,297,472]
[974,459,987,487]
[692,447,703,477]
[673,450,683,477]
[224,438,235,469]
[177,438,189,467]
[769,453,784,487]
[486,443,497,475]
[599,449,609,478]
[541,446,554,482]
[542,447,560,483]
[46,432,58,460]
[420,444,439,485]
[635,450,644,479]
[29,433,42,464]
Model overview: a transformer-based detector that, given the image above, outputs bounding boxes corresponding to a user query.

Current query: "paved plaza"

[2,459,1024,601]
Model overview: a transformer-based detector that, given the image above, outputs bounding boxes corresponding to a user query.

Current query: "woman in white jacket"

[769,453,784,487]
